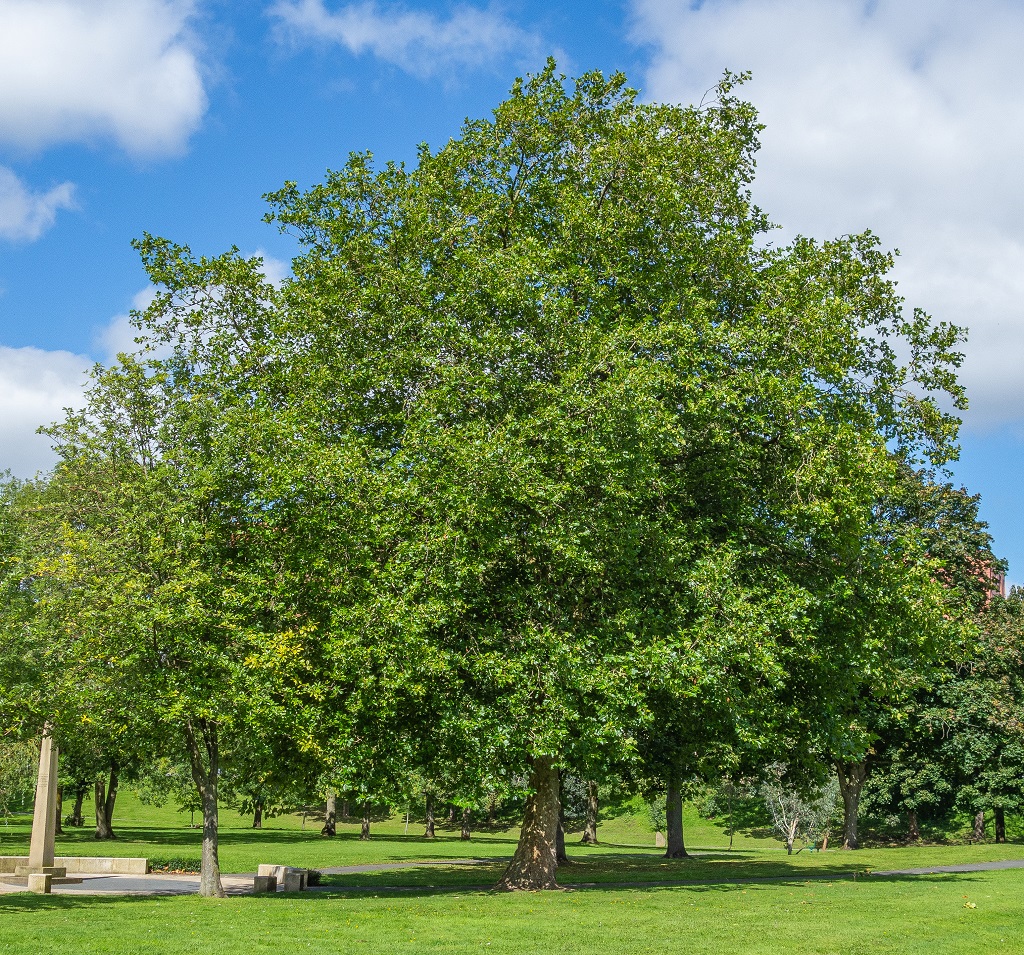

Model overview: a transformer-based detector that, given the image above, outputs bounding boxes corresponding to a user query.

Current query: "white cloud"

[0,166,75,241]
[630,0,1024,429]
[270,0,541,77]
[0,0,207,155]
[0,346,90,477]
[253,249,291,288]
[96,287,158,360]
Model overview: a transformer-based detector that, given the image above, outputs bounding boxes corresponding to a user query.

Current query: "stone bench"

[0,856,148,875]
[256,864,308,892]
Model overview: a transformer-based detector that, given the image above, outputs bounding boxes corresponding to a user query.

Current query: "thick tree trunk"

[973,810,986,842]
[907,810,920,841]
[322,794,337,837]
[665,774,688,859]
[496,755,560,891]
[836,760,867,850]
[184,720,225,898]
[252,801,263,829]
[580,780,599,845]
[424,794,435,838]
[460,807,472,841]
[995,808,1006,843]
[93,778,114,839]
[70,786,85,827]
[360,806,371,840]
[55,784,64,835]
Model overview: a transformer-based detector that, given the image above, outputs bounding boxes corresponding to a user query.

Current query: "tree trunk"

[665,774,688,859]
[252,801,263,829]
[55,784,64,835]
[322,794,337,837]
[487,794,497,827]
[496,755,560,891]
[341,799,349,821]
[93,778,114,839]
[460,807,472,840]
[907,810,920,841]
[424,794,435,838]
[103,761,118,836]
[448,805,455,824]
[184,719,225,898]
[995,808,1006,843]
[70,786,85,827]
[360,806,371,840]
[556,786,569,865]
[972,809,986,842]
[836,760,867,850]
[580,780,599,845]
[785,817,797,855]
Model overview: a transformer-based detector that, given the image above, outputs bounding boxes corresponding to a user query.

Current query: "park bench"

[255,864,308,892]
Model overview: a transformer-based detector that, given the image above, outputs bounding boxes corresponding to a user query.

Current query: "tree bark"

[487,794,497,827]
[836,760,867,850]
[184,719,225,898]
[93,778,114,839]
[55,784,64,835]
[70,785,85,827]
[785,817,797,854]
[580,780,598,845]
[665,774,688,859]
[360,805,371,840]
[341,799,349,821]
[907,810,920,841]
[496,755,560,891]
[321,794,337,837]
[424,794,435,838]
[252,800,263,829]
[460,807,472,841]
[995,808,1006,843]
[972,809,986,842]
[103,761,118,835]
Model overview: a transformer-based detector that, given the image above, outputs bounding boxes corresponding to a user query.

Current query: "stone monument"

[15,727,66,879]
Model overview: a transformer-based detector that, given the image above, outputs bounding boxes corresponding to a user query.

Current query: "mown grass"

[0,791,766,872]
[3,793,1024,952]
[2,868,1023,954]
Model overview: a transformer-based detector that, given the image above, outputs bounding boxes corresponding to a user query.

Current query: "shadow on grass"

[1,870,994,911]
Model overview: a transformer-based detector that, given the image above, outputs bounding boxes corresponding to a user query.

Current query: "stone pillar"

[25,728,63,876]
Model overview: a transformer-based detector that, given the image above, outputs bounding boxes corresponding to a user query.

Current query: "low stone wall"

[0,856,149,875]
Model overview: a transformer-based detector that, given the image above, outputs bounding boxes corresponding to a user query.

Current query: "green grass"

[0,791,773,872]
[3,869,1024,953]
[4,793,1024,952]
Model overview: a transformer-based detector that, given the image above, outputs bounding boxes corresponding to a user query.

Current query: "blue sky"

[1,0,1022,580]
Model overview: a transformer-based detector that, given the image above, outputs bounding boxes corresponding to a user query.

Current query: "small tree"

[761,765,839,854]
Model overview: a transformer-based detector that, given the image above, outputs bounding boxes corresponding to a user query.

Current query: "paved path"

[4,858,1024,897]
[0,860,490,897]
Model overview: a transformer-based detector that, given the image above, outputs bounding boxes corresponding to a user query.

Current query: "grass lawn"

[2,868,1023,954]
[3,793,1024,952]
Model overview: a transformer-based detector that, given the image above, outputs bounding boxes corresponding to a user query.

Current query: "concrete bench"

[257,864,307,891]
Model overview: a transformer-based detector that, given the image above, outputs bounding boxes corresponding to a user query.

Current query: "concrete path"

[0,859,490,897]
